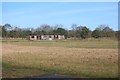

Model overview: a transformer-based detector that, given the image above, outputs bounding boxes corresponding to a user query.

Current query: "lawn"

[2,38,118,49]
[2,39,118,78]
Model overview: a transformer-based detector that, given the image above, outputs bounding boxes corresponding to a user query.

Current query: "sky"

[1,0,119,2]
[1,2,118,31]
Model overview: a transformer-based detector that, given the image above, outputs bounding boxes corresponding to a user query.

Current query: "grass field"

[2,38,118,48]
[2,39,118,78]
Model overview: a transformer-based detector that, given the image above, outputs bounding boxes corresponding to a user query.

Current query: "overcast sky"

[2,2,118,30]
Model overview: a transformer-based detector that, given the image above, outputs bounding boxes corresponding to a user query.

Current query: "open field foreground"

[2,39,118,78]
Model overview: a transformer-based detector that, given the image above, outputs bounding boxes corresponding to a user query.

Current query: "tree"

[8,30,14,38]
[18,28,33,38]
[13,27,22,38]
[71,25,90,39]
[39,24,53,34]
[102,26,114,37]
[0,25,2,38]
[80,26,89,39]
[1,23,117,39]
[92,29,101,38]
[67,30,75,38]
[96,24,114,38]
[75,25,82,38]
[87,30,92,38]
[71,24,78,38]
[118,30,120,40]
[96,24,107,31]
[2,24,12,37]
[56,27,68,39]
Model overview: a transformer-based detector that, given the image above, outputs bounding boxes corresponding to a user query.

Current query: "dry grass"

[2,43,118,78]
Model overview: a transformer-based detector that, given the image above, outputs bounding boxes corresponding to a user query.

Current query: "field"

[2,39,118,78]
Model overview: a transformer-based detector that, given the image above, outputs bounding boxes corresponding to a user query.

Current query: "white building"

[27,35,65,40]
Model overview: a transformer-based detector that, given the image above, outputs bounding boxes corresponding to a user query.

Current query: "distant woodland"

[0,24,119,39]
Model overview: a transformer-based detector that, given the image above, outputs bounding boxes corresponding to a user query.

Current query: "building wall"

[41,35,54,40]
[28,35,65,40]
[58,35,65,39]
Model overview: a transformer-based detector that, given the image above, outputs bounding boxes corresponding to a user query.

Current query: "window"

[32,36,34,38]
[49,35,51,38]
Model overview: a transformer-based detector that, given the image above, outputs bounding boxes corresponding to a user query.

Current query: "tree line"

[0,23,119,39]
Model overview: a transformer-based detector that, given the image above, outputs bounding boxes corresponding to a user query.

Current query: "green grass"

[2,61,48,78]
[2,60,118,78]
[2,38,118,49]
